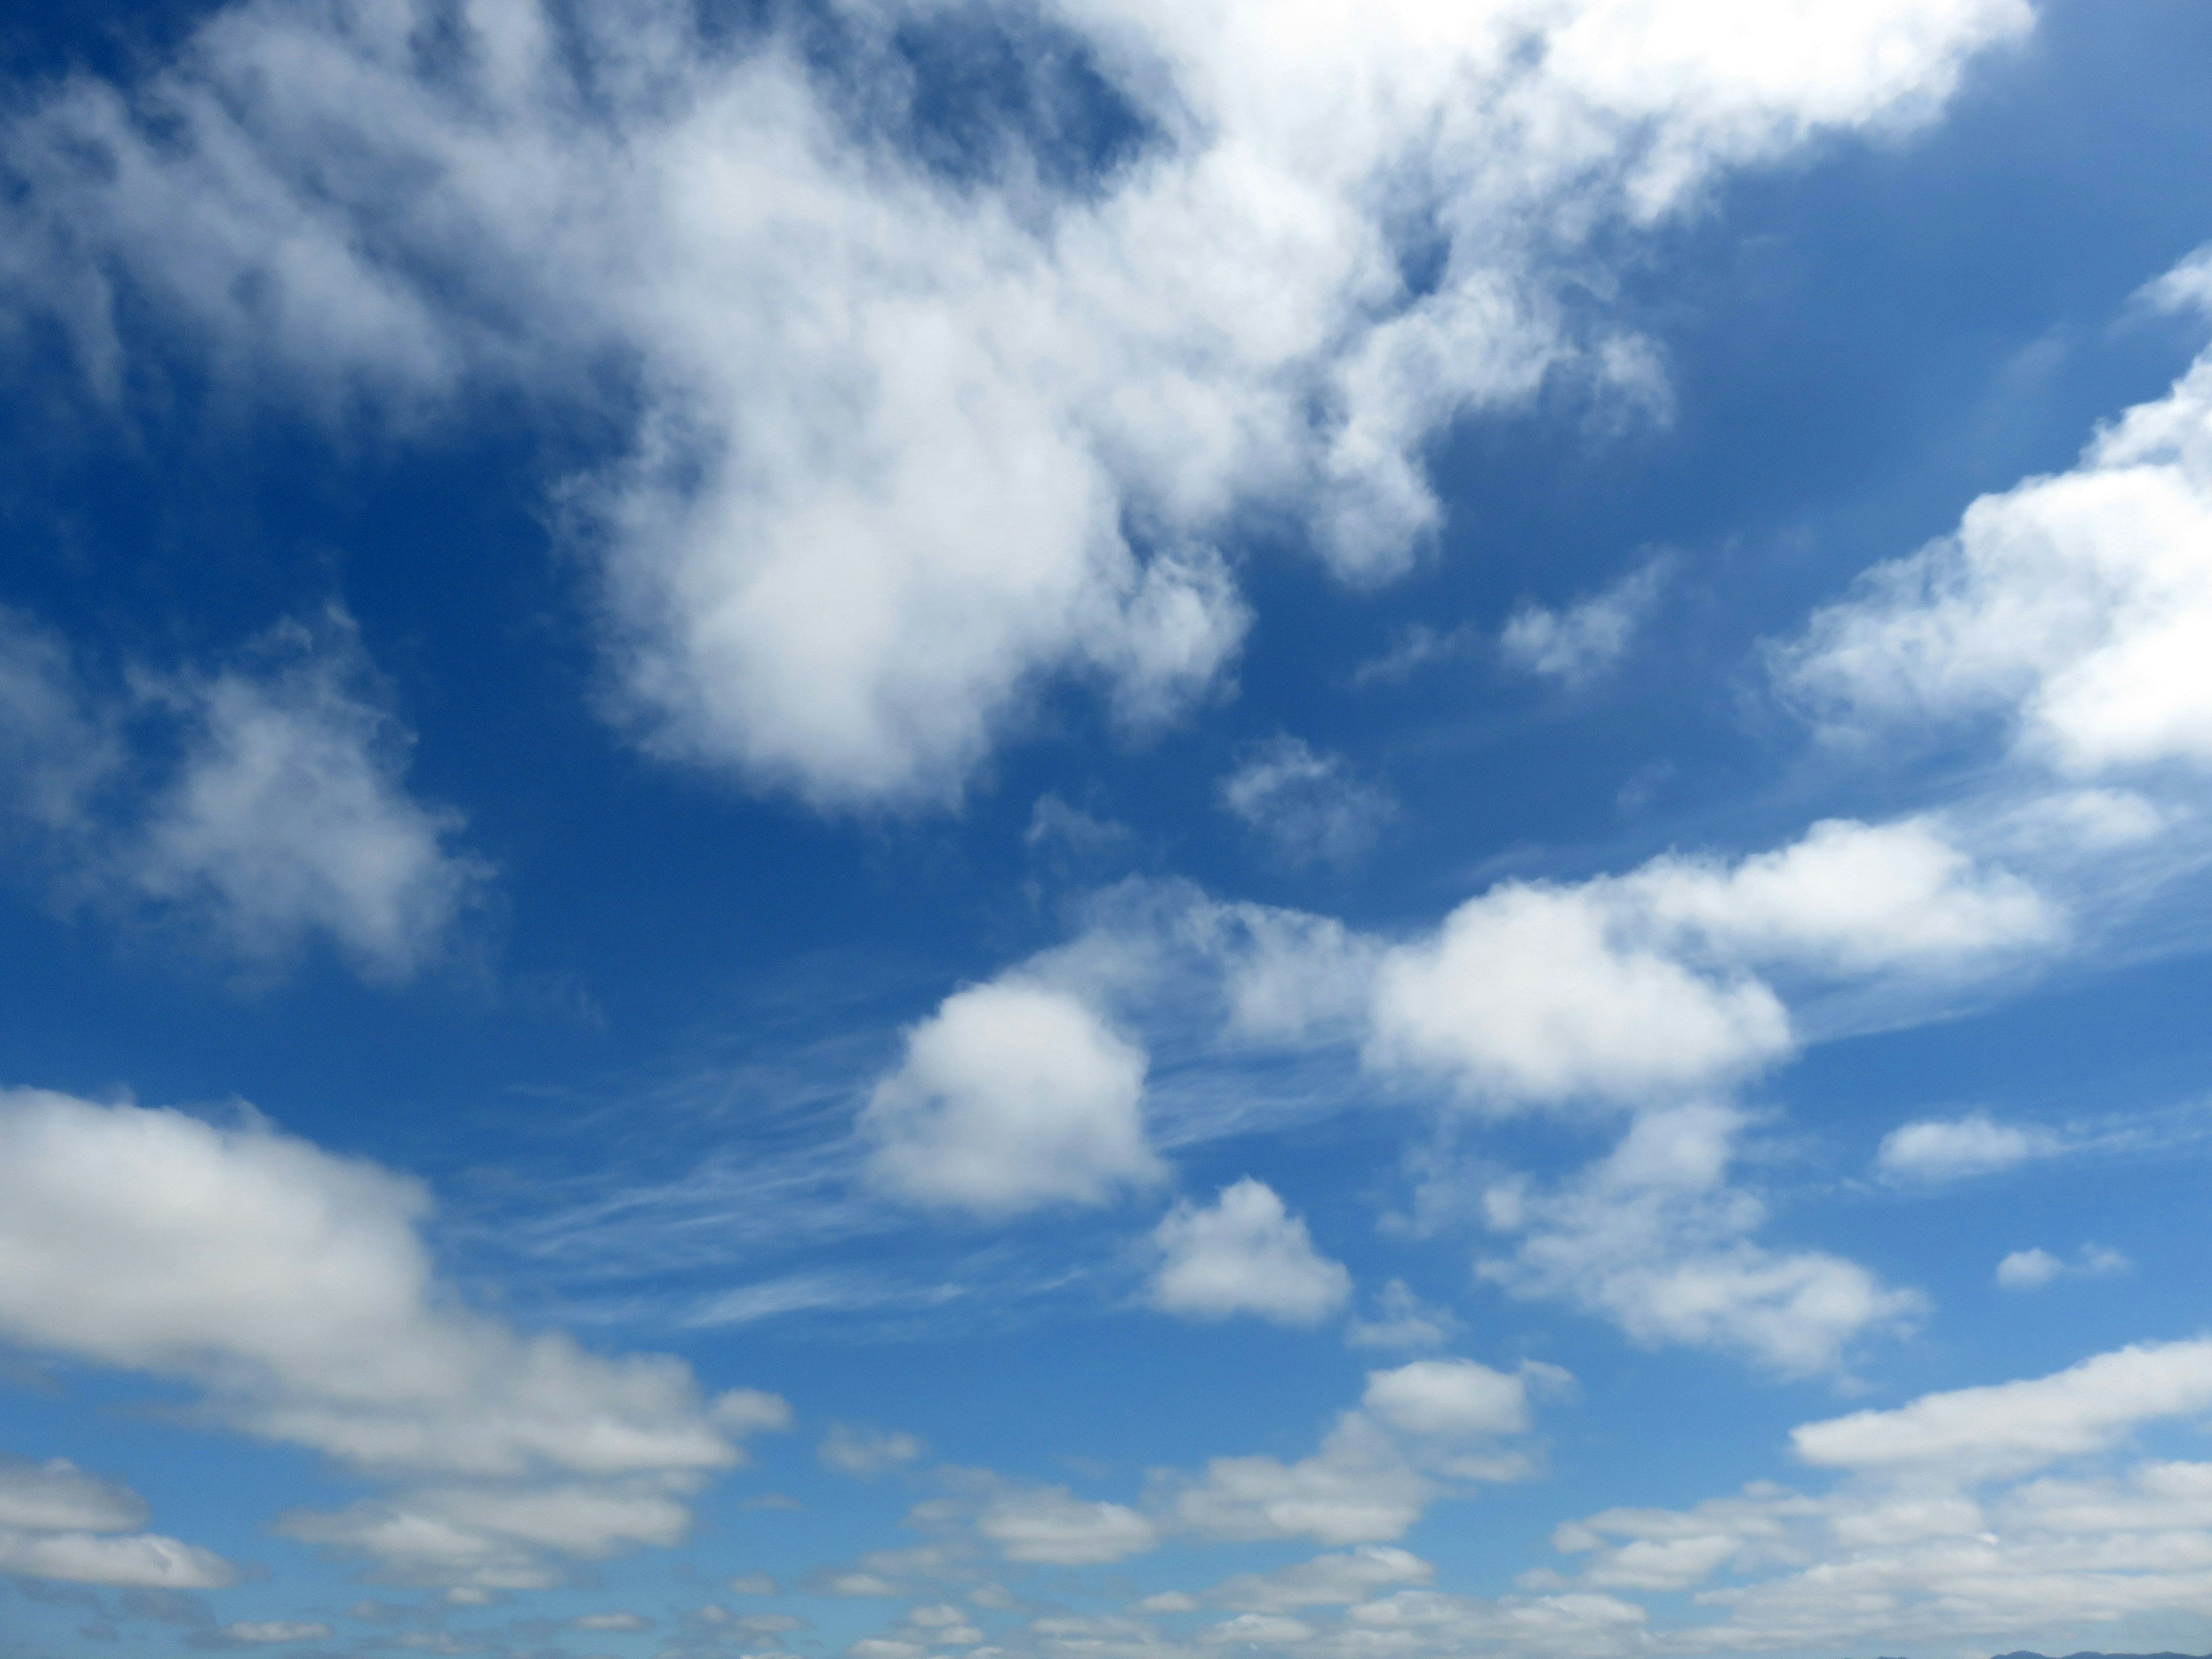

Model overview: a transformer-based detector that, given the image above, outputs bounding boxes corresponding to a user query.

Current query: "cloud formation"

[0,0,2035,806]
[0,1452,234,1590]
[0,1087,787,1588]
[1148,1179,1353,1327]
[863,979,1162,1217]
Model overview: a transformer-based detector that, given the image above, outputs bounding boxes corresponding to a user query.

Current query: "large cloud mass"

[0,0,2032,805]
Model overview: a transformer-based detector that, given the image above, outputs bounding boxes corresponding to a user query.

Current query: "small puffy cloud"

[820,1425,926,1478]
[726,1573,779,1595]
[976,1486,1158,1566]
[2145,243,2212,318]
[1344,1281,1460,1351]
[1149,1180,1353,1327]
[0,1086,785,1589]
[1362,1360,1536,1439]
[1998,1243,2129,1291]
[1877,1112,2059,1183]
[1995,1247,2063,1290]
[1501,558,1670,686]
[1217,737,1396,868]
[0,610,484,981]
[1482,1104,1923,1376]
[862,980,1163,1218]
[221,1623,335,1644]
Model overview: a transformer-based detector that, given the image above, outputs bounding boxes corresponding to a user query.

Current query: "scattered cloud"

[1218,737,1396,868]
[1877,1112,2061,1183]
[0,1086,787,1589]
[0,609,484,980]
[1995,1243,2128,1292]
[1345,1281,1461,1351]
[1500,557,1671,687]
[1480,1104,1925,1376]
[862,979,1164,1217]
[1148,1179,1353,1327]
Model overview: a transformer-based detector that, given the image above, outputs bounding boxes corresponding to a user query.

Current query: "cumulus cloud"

[1996,1243,2129,1290]
[1550,1338,2212,1654]
[221,1622,335,1643]
[0,608,482,980]
[862,979,1163,1217]
[0,1087,788,1588]
[975,1485,1159,1567]
[1500,557,1670,685]
[1369,816,2053,1108]
[1209,1546,1434,1614]
[1480,1104,1925,1376]
[0,0,2034,806]
[1148,1179,1353,1327]
[1877,1111,2061,1183]
[1217,737,1396,868]
[1779,293,2212,779]
[0,1452,234,1590]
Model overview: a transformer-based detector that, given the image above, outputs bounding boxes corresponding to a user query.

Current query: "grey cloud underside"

[0,0,2033,806]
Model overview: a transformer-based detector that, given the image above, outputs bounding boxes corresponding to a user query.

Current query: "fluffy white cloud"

[0,609,482,980]
[1480,1104,1924,1376]
[0,1454,146,1534]
[1793,1338,2212,1481]
[976,1486,1159,1567]
[1148,1179,1353,1326]
[1997,1243,2129,1290]
[1780,298,2212,778]
[1158,1411,1431,1548]
[1550,1339,2212,1654]
[1217,737,1395,868]
[1362,1359,1544,1440]
[1209,1546,1434,1614]
[1877,1111,2060,1183]
[1369,816,2052,1108]
[862,979,1162,1217]
[0,1087,788,1588]
[1500,557,1669,685]
[0,0,2033,806]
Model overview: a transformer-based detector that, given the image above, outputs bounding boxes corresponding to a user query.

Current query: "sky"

[3,2,2212,1658]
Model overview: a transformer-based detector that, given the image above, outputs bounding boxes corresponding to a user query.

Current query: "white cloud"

[1217,737,1395,868]
[1779,302,2212,778]
[1480,1104,1924,1376]
[1158,1411,1430,1548]
[1793,1338,2212,1480]
[726,1573,779,1596]
[2143,241,2212,320]
[976,1486,1158,1567]
[0,1528,235,1591]
[129,618,485,979]
[0,0,2034,806]
[1368,816,2054,1108]
[1500,557,1669,685]
[862,979,1163,1217]
[1344,1281,1460,1351]
[1995,1247,2063,1290]
[0,608,482,980]
[1148,1179,1353,1327]
[0,1086,788,1588]
[820,1424,926,1478]
[1550,1339,2212,1654]
[1877,1111,2060,1183]
[1209,1546,1434,1614]
[1362,1359,1542,1440]
[223,1623,336,1643]
[0,1454,146,1533]
[570,1611,653,1632]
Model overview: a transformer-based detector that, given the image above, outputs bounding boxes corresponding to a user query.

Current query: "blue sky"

[4,2,2212,1657]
